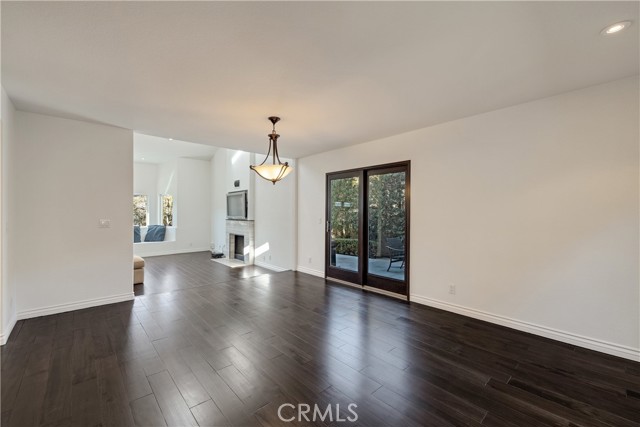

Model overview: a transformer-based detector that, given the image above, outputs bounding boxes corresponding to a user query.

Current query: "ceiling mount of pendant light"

[250,116,293,185]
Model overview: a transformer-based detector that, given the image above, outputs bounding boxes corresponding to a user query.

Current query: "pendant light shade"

[250,163,293,183]
[250,116,293,184]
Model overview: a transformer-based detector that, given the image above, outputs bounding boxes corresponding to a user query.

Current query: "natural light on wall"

[255,242,270,257]
[231,150,243,165]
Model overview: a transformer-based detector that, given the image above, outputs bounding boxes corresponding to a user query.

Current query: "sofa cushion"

[134,225,141,243]
[144,225,166,242]
[133,255,145,269]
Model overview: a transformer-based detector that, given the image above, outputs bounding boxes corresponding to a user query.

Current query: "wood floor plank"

[190,400,228,427]
[41,345,73,425]
[370,386,456,427]
[510,361,640,420]
[119,358,153,402]
[506,377,638,427]
[23,335,54,377]
[96,355,136,427]
[1,336,35,412]
[361,361,488,424]
[181,351,250,426]
[71,378,102,427]
[1,252,638,427]
[130,394,167,427]
[303,358,382,400]
[71,328,97,385]
[217,364,256,402]
[8,370,49,427]
[172,371,211,408]
[483,378,602,427]
[147,370,198,427]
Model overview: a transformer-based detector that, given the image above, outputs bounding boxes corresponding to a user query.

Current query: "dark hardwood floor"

[2,252,639,426]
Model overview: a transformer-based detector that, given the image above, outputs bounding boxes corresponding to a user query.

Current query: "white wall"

[254,158,297,271]
[211,149,228,253]
[297,76,640,360]
[176,158,211,252]
[210,148,254,253]
[226,149,251,192]
[226,150,255,220]
[1,87,18,344]
[133,162,158,223]
[157,159,178,220]
[11,111,134,319]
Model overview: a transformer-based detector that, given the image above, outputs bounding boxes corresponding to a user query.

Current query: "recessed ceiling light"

[601,21,632,35]
[168,138,173,141]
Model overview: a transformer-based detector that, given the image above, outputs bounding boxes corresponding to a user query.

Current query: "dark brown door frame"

[324,170,364,284]
[325,161,410,300]
[364,163,411,297]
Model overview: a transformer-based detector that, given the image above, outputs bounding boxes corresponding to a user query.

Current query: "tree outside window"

[330,177,360,256]
[160,194,174,226]
[330,172,406,258]
[133,195,148,226]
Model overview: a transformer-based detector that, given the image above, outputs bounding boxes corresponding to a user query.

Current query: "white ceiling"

[2,2,638,158]
[134,133,218,165]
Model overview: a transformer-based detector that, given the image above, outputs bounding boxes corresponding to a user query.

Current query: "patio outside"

[330,171,406,282]
[333,254,405,281]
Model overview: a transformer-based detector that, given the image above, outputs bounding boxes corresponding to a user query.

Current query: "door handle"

[326,221,330,233]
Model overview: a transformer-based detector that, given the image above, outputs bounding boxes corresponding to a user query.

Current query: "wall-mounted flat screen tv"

[227,190,248,219]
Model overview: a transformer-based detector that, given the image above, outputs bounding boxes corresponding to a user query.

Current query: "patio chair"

[386,237,405,271]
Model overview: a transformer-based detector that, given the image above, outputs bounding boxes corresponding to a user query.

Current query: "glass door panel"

[326,172,362,284]
[366,167,408,295]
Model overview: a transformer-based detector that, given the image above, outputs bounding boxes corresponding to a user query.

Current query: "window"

[133,195,148,226]
[160,194,174,226]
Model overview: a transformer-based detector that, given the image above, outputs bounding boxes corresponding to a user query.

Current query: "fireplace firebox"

[234,235,245,261]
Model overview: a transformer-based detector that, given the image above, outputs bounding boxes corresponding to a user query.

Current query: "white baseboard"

[134,247,210,258]
[17,292,135,321]
[0,312,18,345]
[295,265,324,278]
[254,260,289,272]
[410,294,640,362]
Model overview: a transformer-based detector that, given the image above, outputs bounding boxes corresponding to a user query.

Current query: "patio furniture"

[386,237,405,271]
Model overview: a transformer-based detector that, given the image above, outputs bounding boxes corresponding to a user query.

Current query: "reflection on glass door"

[326,172,362,284]
[366,167,408,295]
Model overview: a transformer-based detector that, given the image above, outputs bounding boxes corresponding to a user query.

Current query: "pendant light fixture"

[250,116,292,184]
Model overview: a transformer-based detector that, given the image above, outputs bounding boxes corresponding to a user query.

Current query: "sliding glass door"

[325,162,410,298]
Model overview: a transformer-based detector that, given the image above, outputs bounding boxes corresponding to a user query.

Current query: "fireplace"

[226,220,255,265]
[234,235,245,261]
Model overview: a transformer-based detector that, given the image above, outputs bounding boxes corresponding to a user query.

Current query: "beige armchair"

[134,255,145,285]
